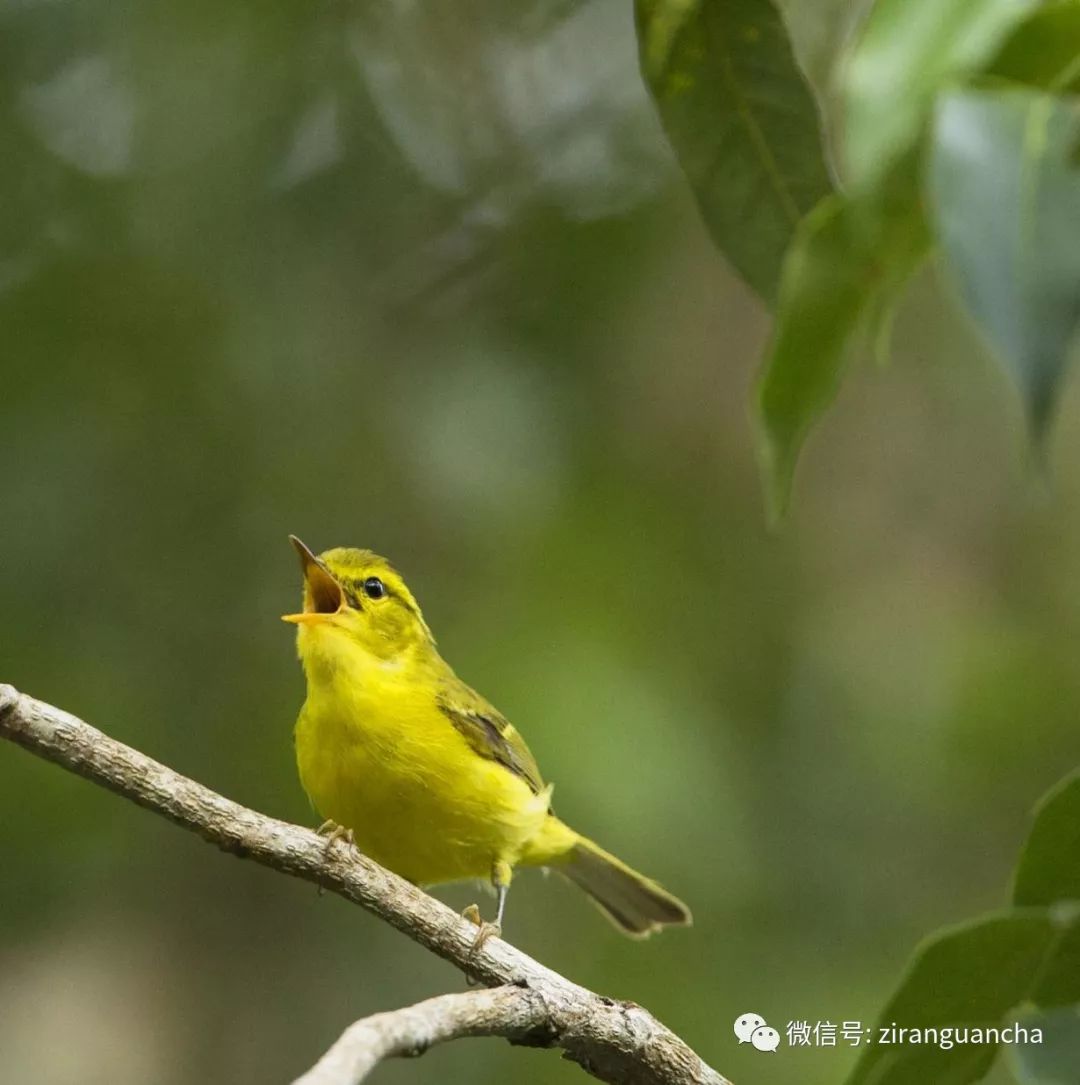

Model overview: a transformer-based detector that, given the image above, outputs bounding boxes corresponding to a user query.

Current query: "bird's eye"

[362,577,387,600]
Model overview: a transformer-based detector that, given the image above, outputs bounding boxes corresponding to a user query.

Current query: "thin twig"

[0,684,728,1085]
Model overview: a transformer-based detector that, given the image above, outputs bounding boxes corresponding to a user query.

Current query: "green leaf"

[844,910,1079,1085]
[756,156,928,518]
[862,276,901,369]
[1014,771,1080,908]
[1008,1004,1080,1085]
[928,88,1080,432]
[849,768,1080,1085]
[1012,769,1080,1007]
[843,0,1037,191]
[1032,910,1080,1009]
[986,1,1080,94]
[635,0,833,302]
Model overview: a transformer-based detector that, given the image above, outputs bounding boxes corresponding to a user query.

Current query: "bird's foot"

[462,903,502,956]
[316,819,357,860]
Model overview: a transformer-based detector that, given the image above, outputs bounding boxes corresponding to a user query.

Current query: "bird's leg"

[464,860,511,958]
[316,819,356,859]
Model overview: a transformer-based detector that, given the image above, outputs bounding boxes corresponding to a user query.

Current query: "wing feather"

[436,677,546,798]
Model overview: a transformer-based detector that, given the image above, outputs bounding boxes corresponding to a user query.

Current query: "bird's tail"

[532,820,691,938]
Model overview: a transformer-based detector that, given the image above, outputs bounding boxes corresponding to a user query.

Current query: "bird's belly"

[295,698,547,885]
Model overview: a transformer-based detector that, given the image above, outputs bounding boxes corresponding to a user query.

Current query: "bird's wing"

[436,676,546,798]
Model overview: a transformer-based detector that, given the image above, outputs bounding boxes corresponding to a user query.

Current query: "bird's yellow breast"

[293,627,549,885]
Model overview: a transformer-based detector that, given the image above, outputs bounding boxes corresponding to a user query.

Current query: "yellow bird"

[283,536,691,940]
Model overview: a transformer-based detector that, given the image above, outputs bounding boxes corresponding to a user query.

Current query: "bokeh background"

[3,2,1080,1083]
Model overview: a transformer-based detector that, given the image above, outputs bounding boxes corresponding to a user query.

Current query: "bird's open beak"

[281,535,345,624]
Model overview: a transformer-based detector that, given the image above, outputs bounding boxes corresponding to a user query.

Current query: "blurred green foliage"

[638,0,1080,1078]
[635,0,833,302]
[845,767,1080,1085]
[930,88,1080,433]
[4,2,1080,1084]
[640,0,1080,513]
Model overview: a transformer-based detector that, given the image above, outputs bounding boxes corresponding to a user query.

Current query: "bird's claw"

[462,903,502,956]
[316,819,357,860]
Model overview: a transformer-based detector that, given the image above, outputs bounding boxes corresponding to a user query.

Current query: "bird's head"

[282,536,433,665]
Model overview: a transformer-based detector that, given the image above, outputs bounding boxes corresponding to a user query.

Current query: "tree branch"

[0,684,728,1085]
[294,987,548,1085]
